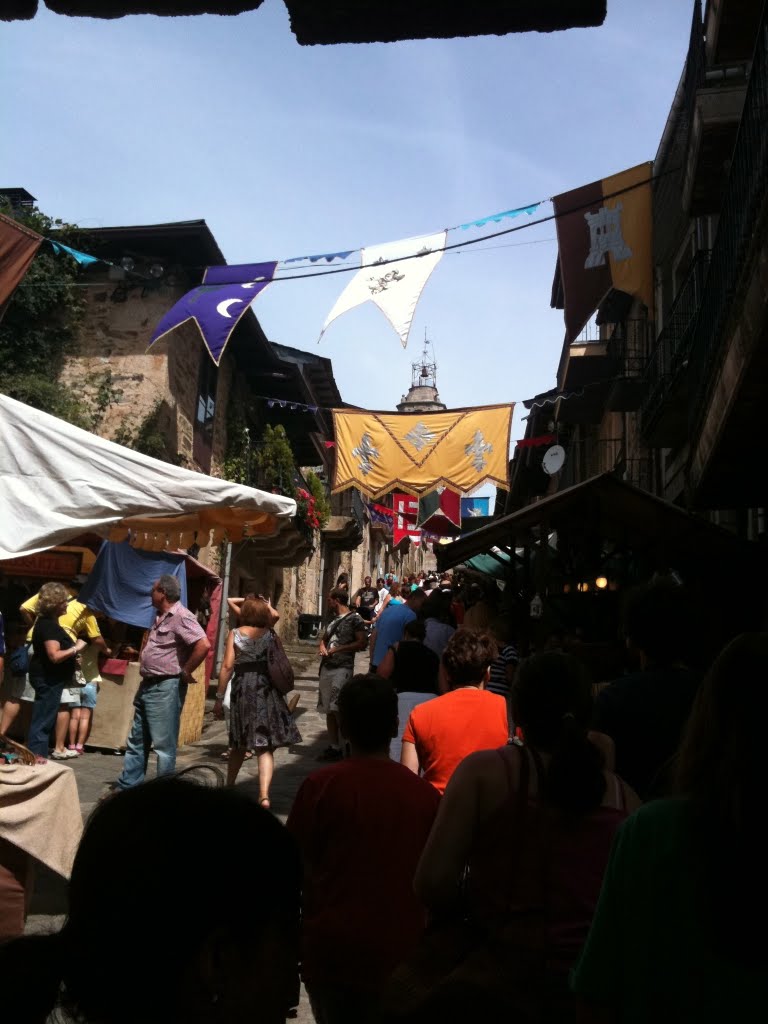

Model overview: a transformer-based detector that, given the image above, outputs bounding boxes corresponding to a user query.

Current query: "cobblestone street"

[24,647,369,1024]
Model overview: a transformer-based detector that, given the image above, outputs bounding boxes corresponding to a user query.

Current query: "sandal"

[287,693,301,715]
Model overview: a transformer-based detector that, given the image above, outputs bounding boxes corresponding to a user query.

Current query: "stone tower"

[397,336,446,413]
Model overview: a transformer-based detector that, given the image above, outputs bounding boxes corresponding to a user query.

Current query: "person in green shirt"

[573,633,768,1022]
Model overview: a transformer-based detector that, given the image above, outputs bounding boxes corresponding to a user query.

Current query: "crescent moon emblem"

[216,298,243,318]
[241,277,266,289]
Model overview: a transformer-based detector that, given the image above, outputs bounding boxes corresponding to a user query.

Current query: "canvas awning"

[0,394,296,558]
[463,550,512,580]
[436,472,763,574]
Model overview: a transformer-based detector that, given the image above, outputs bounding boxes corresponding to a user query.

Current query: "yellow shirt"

[22,594,102,644]
[79,644,103,685]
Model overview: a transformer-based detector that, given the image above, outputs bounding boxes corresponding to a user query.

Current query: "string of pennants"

[1,160,656,372]
[365,491,494,546]
[145,161,652,364]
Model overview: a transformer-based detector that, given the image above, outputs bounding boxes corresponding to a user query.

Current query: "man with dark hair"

[113,574,210,789]
[352,575,379,623]
[370,587,427,671]
[288,674,439,1024]
[592,579,700,799]
[316,587,367,762]
[401,629,509,794]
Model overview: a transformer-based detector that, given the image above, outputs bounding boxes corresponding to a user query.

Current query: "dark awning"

[5,2,608,46]
[436,472,764,574]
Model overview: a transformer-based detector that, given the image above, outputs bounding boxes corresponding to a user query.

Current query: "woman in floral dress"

[214,599,301,801]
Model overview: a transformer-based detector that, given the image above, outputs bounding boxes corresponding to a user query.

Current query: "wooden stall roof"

[436,472,764,573]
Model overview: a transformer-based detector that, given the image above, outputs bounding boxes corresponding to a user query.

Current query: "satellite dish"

[542,444,566,476]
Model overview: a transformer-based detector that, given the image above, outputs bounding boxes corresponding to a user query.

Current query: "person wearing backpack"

[316,588,368,762]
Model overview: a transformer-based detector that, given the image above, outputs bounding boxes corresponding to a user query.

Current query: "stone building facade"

[511,0,768,542]
[55,219,371,647]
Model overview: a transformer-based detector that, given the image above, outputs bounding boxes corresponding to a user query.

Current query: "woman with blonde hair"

[26,582,86,761]
[214,599,300,800]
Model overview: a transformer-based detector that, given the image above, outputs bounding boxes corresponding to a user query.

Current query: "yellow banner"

[332,405,513,498]
[603,161,653,316]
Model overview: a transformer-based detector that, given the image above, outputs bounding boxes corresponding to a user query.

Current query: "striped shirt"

[140,602,207,678]
[487,644,519,697]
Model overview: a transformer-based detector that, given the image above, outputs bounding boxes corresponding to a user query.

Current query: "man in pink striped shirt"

[114,575,209,790]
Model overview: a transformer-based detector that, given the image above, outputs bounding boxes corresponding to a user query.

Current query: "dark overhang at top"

[4,1,608,45]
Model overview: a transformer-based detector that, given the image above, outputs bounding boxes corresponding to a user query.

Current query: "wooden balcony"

[322,488,365,551]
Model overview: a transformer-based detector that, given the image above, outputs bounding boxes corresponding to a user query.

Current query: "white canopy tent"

[0,394,297,559]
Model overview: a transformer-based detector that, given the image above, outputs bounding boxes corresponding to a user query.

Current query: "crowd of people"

[2,569,767,1022]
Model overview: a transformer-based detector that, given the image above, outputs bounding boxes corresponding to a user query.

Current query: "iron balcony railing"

[605,318,652,377]
[688,6,768,428]
[640,249,712,432]
[653,0,705,265]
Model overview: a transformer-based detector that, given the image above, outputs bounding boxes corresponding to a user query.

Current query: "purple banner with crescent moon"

[149,261,277,365]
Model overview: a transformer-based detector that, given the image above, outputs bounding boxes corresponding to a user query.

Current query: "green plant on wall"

[220,388,257,484]
[305,470,331,529]
[219,408,328,536]
[112,401,177,463]
[0,202,96,427]
[256,424,297,495]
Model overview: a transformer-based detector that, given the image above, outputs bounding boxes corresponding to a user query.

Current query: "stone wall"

[59,273,241,573]
[274,543,324,642]
[60,275,234,475]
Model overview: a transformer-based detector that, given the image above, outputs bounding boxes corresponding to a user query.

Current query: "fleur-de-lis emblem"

[403,422,436,452]
[465,430,493,472]
[352,432,380,476]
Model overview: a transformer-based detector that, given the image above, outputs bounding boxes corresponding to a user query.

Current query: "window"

[193,355,218,473]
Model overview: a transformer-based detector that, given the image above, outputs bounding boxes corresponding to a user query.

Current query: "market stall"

[0,394,297,747]
[437,472,768,668]
[0,393,296,559]
[77,540,223,748]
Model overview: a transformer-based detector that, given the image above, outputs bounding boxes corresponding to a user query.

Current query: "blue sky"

[3,0,694,461]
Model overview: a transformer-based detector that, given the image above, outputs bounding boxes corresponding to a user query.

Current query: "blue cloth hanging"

[78,542,188,628]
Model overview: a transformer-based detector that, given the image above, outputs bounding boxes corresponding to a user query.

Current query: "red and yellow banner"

[552,162,653,342]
